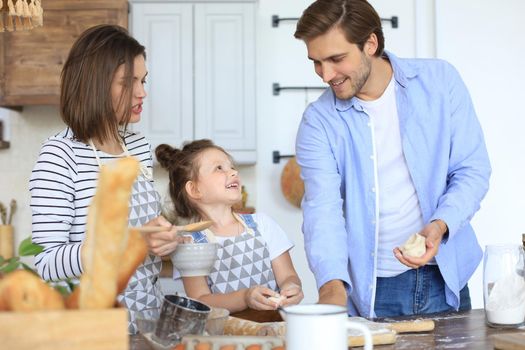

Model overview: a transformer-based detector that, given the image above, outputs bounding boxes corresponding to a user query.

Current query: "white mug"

[281,304,373,350]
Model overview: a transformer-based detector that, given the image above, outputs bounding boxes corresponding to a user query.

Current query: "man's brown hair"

[60,24,146,143]
[294,0,384,57]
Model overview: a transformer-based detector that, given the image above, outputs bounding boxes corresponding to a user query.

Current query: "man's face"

[306,26,372,100]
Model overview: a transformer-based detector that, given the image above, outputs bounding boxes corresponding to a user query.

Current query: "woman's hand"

[142,215,184,256]
[279,282,304,307]
[244,285,280,310]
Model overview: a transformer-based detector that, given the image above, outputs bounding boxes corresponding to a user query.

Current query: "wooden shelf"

[0,0,128,107]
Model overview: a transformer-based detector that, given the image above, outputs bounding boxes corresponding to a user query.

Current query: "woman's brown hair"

[60,24,146,144]
[156,139,233,220]
[294,0,384,57]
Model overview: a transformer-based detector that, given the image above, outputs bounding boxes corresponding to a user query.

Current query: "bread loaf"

[66,227,148,309]
[0,270,64,311]
[79,157,140,309]
[224,316,285,336]
[116,228,148,293]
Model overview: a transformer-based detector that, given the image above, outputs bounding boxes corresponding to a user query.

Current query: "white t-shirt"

[357,77,425,277]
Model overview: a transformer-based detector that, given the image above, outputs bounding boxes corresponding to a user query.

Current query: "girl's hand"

[279,282,304,307]
[142,215,184,256]
[244,285,280,310]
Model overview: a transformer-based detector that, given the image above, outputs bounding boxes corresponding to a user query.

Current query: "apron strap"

[88,138,153,181]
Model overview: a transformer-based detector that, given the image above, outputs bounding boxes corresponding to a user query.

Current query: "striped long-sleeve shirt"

[30,127,158,281]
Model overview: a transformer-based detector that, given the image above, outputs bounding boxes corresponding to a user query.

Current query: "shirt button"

[367,122,371,127]
[371,252,375,257]
[369,284,374,290]
[371,220,376,225]
[371,187,376,193]
[370,155,374,160]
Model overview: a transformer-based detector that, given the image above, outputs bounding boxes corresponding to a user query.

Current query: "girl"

[156,140,304,312]
[30,25,182,333]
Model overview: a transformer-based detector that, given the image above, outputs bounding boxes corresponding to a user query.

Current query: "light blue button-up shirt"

[295,51,491,317]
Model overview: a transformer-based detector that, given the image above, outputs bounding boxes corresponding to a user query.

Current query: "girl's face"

[111,54,148,124]
[192,148,242,205]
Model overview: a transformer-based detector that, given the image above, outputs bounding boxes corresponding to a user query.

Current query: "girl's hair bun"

[155,143,179,170]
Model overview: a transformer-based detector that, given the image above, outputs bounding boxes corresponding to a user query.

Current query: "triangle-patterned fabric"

[205,214,277,294]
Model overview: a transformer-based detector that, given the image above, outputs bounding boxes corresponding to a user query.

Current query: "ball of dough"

[268,294,287,307]
[400,233,426,258]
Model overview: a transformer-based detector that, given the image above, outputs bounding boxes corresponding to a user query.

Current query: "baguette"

[79,157,140,309]
[224,316,285,336]
[116,228,149,293]
[66,227,148,309]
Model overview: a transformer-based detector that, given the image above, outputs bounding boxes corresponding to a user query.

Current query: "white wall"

[435,0,525,308]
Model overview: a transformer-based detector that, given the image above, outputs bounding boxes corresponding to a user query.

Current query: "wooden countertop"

[130,309,524,349]
[375,309,522,349]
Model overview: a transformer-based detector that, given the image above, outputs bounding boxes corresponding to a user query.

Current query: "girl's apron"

[193,213,277,294]
[90,139,163,334]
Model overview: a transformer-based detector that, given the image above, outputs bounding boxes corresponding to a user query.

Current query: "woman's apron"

[90,139,163,334]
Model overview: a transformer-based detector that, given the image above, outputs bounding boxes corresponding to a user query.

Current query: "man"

[294,0,491,317]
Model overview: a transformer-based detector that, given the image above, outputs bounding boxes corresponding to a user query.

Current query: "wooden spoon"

[136,220,213,234]
[181,220,213,232]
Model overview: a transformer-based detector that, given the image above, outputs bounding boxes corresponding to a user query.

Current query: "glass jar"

[483,244,525,327]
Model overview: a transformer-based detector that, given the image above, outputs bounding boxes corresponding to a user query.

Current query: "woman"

[29,24,180,333]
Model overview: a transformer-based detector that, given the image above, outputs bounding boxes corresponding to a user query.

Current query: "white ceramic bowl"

[171,242,218,277]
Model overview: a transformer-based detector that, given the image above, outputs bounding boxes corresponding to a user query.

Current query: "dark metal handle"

[273,82,326,96]
[272,14,398,28]
[273,150,295,164]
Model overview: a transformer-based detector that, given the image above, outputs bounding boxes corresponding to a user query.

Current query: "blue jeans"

[374,265,471,317]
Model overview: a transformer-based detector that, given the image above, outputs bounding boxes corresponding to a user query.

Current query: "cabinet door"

[131,3,193,150]
[194,3,256,163]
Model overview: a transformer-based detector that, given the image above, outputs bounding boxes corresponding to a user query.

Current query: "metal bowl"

[155,295,210,345]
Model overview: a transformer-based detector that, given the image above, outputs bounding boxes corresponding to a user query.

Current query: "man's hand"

[394,220,448,269]
[318,279,347,307]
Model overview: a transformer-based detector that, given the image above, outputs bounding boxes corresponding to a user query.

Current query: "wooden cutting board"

[224,316,435,347]
[493,333,525,350]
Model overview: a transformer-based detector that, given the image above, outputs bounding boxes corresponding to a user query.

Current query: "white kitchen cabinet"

[131,2,256,164]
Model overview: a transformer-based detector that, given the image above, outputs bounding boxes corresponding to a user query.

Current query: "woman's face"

[111,54,148,124]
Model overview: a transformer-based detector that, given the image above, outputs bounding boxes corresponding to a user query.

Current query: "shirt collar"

[334,50,418,112]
